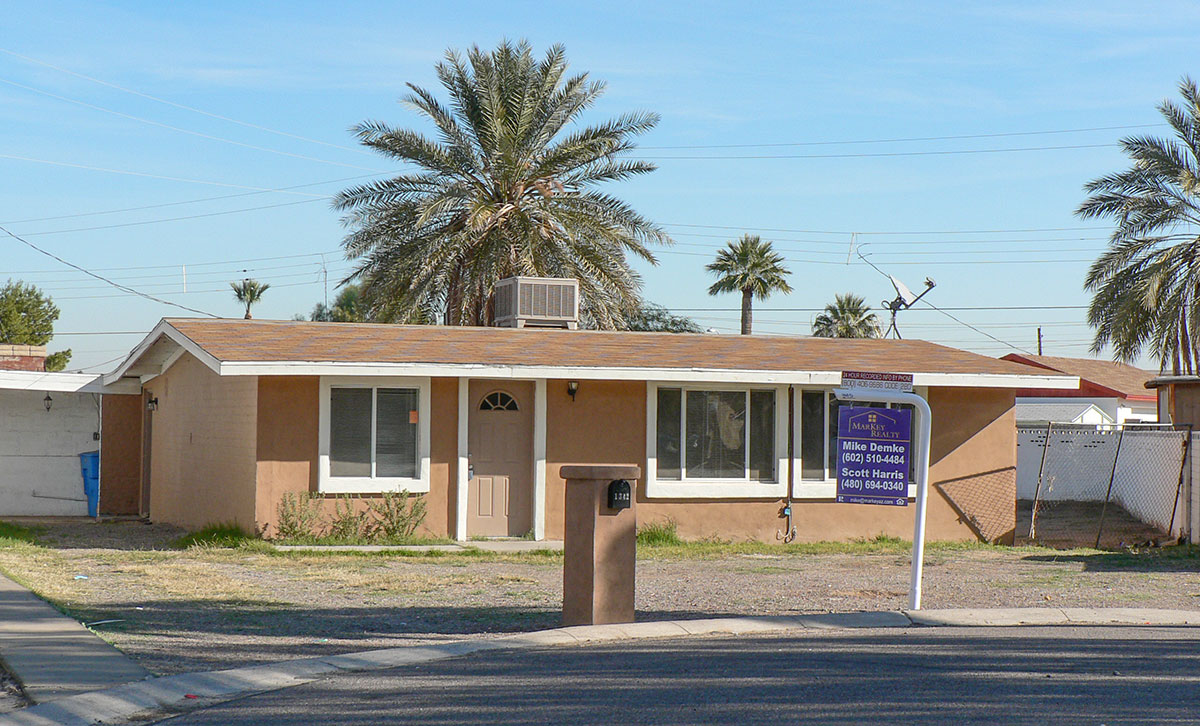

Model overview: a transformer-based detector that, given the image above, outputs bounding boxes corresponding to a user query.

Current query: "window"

[797,390,917,490]
[479,391,518,411]
[320,378,431,493]
[650,386,783,497]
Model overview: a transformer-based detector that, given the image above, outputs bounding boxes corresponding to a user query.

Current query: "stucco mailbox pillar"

[560,465,640,626]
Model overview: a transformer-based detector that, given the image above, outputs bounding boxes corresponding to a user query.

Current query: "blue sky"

[2,1,1197,370]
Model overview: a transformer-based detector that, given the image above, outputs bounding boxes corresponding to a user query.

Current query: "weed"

[173,523,256,549]
[275,493,323,541]
[325,495,369,541]
[365,490,427,542]
[0,521,40,548]
[637,519,682,547]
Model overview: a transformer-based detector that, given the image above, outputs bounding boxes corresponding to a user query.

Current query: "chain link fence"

[1017,423,1190,549]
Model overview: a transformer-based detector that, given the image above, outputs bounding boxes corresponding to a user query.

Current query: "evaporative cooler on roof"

[493,277,579,329]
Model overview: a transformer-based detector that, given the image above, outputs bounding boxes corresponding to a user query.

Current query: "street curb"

[3,608,1198,726]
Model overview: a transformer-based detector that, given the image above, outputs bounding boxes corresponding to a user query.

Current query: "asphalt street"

[157,626,1200,725]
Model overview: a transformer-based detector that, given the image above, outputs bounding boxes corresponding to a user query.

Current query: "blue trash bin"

[79,451,100,518]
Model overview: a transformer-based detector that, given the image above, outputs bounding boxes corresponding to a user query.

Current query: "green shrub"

[365,490,427,542]
[275,492,323,541]
[637,519,682,547]
[325,495,369,541]
[174,522,256,549]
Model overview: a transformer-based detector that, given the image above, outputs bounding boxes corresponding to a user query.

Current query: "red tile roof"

[162,318,1060,378]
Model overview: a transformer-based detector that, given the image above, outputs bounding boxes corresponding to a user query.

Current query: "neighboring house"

[1000,354,1156,423]
[1014,401,1114,426]
[0,355,141,516]
[100,317,1076,544]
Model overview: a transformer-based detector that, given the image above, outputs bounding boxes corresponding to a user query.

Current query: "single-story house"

[100,318,1077,544]
[1000,353,1156,423]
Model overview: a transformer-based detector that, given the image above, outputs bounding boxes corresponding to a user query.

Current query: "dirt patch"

[0,520,1197,676]
[0,667,29,713]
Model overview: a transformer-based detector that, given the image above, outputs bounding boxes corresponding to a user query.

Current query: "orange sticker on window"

[409,410,418,424]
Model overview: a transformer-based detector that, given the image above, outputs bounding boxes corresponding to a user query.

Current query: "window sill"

[645,479,787,499]
[319,476,430,494]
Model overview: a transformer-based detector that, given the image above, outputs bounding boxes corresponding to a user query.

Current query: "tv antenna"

[882,275,936,339]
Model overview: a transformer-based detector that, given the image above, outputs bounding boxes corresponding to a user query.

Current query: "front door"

[468,380,534,537]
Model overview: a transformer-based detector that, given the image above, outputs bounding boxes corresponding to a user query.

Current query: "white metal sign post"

[834,372,932,610]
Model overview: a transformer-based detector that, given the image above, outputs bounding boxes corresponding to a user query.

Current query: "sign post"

[833,372,932,610]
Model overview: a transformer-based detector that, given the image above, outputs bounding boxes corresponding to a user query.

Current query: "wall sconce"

[566,381,579,402]
[43,393,53,413]
[146,397,159,412]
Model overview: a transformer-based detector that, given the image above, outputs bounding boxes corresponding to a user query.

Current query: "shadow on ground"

[1021,547,1200,572]
[160,628,1200,726]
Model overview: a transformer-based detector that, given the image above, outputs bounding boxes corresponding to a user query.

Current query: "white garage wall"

[0,390,100,516]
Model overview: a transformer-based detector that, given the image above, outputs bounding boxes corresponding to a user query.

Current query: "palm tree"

[231,279,269,320]
[705,235,793,334]
[1078,76,1200,374]
[310,284,366,322]
[811,293,881,338]
[334,40,669,328]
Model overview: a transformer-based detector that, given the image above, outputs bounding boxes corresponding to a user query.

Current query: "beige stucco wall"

[545,380,1016,543]
[145,353,258,531]
[250,375,458,539]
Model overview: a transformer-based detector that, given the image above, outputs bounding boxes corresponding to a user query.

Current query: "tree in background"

[0,280,71,371]
[705,235,793,334]
[626,302,702,333]
[811,293,881,338]
[1079,77,1200,374]
[309,284,366,322]
[231,279,270,319]
[334,40,668,328]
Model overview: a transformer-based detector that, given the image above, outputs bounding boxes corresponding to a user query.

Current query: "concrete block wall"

[0,390,99,515]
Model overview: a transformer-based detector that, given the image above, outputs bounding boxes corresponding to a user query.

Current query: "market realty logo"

[844,410,906,441]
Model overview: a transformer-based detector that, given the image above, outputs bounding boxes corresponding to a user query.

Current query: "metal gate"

[1017,423,1190,548]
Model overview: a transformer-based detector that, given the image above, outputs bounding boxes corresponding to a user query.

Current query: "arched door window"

[479,391,519,411]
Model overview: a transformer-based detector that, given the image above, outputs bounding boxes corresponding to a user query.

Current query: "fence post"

[1030,421,1053,540]
[1167,425,1192,540]
[1095,425,1126,549]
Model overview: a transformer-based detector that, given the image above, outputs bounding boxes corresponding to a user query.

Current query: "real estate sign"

[836,406,912,506]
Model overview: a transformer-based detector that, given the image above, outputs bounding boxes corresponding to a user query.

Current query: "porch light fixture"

[147,397,159,412]
[43,393,53,413]
[566,381,579,402]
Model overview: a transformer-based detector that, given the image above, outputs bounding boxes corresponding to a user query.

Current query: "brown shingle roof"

[162,318,1058,378]
[1000,354,1153,399]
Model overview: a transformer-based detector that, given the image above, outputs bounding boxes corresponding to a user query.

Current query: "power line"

[0,224,218,316]
[0,77,384,172]
[5,249,343,275]
[0,172,389,225]
[639,123,1164,149]
[12,198,327,238]
[641,143,1113,160]
[662,222,1109,235]
[0,47,375,158]
[0,153,330,196]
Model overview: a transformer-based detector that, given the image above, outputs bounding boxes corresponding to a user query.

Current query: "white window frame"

[318,376,432,493]
[646,383,789,499]
[793,387,924,499]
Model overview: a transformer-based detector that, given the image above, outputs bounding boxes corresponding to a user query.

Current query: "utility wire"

[0,172,389,225]
[662,222,1109,235]
[0,77,385,171]
[641,143,1113,160]
[6,249,343,275]
[0,47,375,157]
[13,198,326,238]
[0,224,218,317]
[0,153,329,196]
[639,123,1165,149]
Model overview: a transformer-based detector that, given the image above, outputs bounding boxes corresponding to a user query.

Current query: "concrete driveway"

[155,625,1200,725]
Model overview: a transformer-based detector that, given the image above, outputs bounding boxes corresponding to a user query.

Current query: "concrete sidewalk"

[2,607,1198,726]
[0,575,150,704]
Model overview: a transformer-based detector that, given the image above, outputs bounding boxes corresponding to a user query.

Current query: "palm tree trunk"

[740,289,752,335]
[244,304,252,320]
